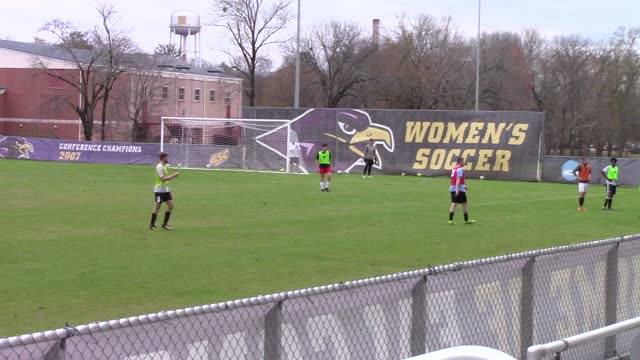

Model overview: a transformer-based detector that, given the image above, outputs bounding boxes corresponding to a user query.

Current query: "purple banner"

[0,136,160,165]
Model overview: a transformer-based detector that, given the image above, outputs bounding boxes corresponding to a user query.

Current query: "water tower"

[170,10,201,67]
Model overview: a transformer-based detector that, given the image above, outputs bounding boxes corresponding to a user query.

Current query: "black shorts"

[155,192,173,203]
[290,157,299,164]
[450,191,467,204]
[606,184,617,195]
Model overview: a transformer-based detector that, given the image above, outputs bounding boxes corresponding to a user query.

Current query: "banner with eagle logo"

[244,108,545,181]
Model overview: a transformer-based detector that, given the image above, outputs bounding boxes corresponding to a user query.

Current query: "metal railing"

[527,316,640,359]
[3,233,640,359]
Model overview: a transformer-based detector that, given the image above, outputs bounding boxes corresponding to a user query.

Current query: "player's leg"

[363,160,368,178]
[608,186,616,209]
[603,185,611,209]
[150,195,162,229]
[578,183,586,210]
[449,193,457,224]
[320,172,326,191]
[462,200,475,224]
[325,171,332,192]
[162,197,174,230]
[367,160,373,177]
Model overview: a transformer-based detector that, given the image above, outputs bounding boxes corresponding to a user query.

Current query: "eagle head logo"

[1,137,34,159]
[209,149,230,167]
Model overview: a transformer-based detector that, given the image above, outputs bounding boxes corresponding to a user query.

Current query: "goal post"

[160,117,306,174]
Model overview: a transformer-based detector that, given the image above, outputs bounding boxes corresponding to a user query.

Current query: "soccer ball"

[417,173,423,177]
[338,170,343,174]
[206,164,211,168]
[177,163,182,168]
[344,170,349,174]
[280,168,285,172]
[401,172,406,176]
[480,175,485,180]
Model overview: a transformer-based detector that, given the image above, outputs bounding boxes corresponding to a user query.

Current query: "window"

[178,87,185,101]
[162,86,168,99]
[194,88,201,102]
[225,91,232,104]
[209,90,216,103]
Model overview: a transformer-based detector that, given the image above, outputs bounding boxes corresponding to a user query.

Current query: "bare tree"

[36,19,107,141]
[118,55,164,142]
[92,3,136,141]
[155,43,181,58]
[211,0,294,106]
[299,21,377,108]
[377,15,471,109]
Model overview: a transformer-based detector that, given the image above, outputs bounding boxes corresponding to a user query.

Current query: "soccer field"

[2,159,639,337]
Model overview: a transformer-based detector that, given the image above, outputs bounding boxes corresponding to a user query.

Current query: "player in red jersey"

[449,157,476,225]
[315,144,334,192]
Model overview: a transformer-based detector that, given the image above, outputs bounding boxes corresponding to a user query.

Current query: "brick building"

[0,39,243,142]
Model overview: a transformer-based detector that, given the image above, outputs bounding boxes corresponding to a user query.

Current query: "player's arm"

[601,167,609,180]
[455,172,461,195]
[158,168,180,181]
[572,166,580,179]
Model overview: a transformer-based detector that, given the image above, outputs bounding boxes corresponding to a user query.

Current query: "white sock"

[325,181,330,189]
[320,182,325,190]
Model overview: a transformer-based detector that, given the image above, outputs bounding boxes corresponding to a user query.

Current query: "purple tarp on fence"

[0,135,160,165]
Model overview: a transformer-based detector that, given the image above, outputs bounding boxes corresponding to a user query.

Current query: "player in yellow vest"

[315,144,334,192]
[150,152,180,230]
[600,157,618,210]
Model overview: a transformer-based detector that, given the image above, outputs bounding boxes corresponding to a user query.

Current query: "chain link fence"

[2,234,640,360]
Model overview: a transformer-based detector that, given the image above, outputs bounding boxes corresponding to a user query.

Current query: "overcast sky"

[2,0,639,67]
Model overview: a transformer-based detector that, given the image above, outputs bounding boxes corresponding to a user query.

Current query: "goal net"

[160,117,306,173]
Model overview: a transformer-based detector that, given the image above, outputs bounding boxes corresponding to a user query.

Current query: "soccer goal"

[160,117,305,173]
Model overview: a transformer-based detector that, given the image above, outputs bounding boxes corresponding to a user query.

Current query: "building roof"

[0,39,239,80]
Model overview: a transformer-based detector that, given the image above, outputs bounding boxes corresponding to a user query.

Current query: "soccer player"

[150,152,180,230]
[572,157,591,211]
[601,157,619,210]
[316,144,333,192]
[362,138,377,179]
[288,140,302,173]
[449,157,475,225]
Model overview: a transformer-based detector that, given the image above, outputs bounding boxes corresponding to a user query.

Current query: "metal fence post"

[411,276,427,356]
[520,257,536,359]
[264,301,283,360]
[605,243,620,357]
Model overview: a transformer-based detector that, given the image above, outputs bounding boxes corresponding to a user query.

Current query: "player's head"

[321,144,328,151]
[582,157,589,164]
[368,138,374,144]
[610,157,617,165]
[456,157,465,166]
[159,152,168,163]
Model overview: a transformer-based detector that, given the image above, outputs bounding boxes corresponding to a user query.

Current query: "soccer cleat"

[465,220,476,224]
[602,207,609,210]
[578,207,585,211]
[368,176,373,179]
[149,224,157,230]
[321,189,325,192]
[325,188,330,192]
[162,224,173,231]
[448,220,456,225]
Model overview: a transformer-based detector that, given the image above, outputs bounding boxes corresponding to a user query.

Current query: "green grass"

[1,159,639,337]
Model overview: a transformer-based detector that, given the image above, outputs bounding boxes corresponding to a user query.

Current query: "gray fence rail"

[3,234,640,360]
